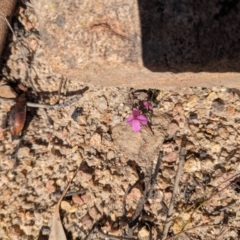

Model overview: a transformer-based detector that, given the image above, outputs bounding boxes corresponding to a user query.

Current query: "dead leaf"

[49,168,79,240]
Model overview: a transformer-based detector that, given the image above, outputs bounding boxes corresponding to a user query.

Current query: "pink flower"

[144,101,153,110]
[126,109,148,132]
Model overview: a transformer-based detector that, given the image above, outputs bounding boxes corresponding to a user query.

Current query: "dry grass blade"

[49,167,79,240]
[49,203,67,240]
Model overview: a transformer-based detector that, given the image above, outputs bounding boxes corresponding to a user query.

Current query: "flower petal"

[143,101,149,108]
[137,115,148,125]
[126,116,134,124]
[132,120,141,132]
[144,101,153,110]
[148,104,153,110]
[132,109,140,118]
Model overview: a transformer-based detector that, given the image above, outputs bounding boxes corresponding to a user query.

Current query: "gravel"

[0,3,240,240]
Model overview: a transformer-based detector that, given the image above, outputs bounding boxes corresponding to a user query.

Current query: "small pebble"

[17,147,30,159]
[0,84,16,98]
[189,112,198,120]
[61,201,72,211]
[106,150,115,160]
[97,96,108,112]
[41,226,51,236]
[71,107,83,122]
[212,98,225,111]
[138,227,150,240]
[199,149,208,159]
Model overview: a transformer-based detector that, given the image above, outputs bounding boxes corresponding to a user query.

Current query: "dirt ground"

[1,3,240,240]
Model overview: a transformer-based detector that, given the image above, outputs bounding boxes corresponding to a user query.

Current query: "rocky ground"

[1,3,240,240]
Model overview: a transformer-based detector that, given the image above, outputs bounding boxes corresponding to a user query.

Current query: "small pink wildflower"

[143,101,153,110]
[126,109,148,132]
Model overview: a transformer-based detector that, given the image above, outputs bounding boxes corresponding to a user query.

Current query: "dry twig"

[127,151,164,236]
[166,224,240,240]
[97,227,136,240]
[85,220,137,240]
[162,135,187,240]
[0,94,83,109]
[57,77,64,103]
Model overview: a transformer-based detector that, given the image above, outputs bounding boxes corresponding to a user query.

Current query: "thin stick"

[56,166,80,208]
[0,14,18,41]
[162,135,187,240]
[84,223,97,240]
[57,77,64,103]
[85,221,137,240]
[97,227,136,240]
[166,224,240,240]
[27,94,83,109]
[148,151,163,198]
[11,138,23,172]
[164,172,240,230]
[0,13,33,88]
[0,94,82,109]
[120,184,132,218]
[64,189,86,198]
[127,151,163,236]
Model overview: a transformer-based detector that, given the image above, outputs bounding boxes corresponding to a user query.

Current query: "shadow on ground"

[138,0,240,72]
